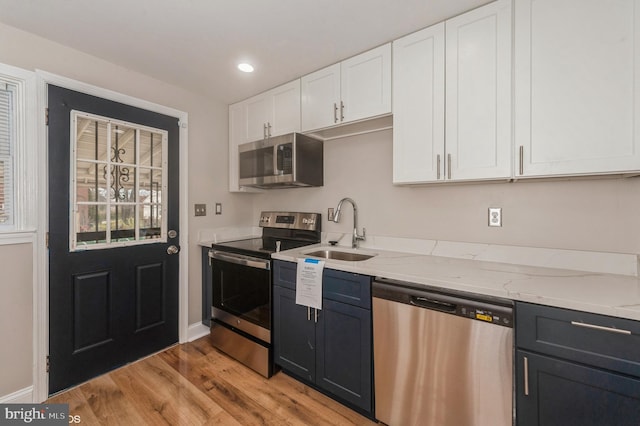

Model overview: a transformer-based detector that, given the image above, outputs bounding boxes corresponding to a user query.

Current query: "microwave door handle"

[274,145,282,176]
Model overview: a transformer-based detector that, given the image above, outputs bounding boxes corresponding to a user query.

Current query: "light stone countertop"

[272,243,640,322]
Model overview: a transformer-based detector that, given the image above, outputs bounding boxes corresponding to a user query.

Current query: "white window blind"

[0,83,15,226]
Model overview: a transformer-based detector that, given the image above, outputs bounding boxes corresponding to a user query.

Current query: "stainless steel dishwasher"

[373,278,514,426]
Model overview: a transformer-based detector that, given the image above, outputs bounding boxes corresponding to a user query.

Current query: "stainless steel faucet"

[331,197,366,248]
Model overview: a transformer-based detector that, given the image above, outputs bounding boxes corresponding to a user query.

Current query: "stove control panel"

[259,211,321,231]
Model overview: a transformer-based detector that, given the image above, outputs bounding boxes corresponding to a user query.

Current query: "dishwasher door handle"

[409,296,457,313]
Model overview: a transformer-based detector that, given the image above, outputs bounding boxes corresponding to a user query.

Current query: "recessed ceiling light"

[238,63,254,73]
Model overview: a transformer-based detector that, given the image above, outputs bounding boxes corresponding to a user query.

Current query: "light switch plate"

[194,204,206,217]
[215,203,222,215]
[488,207,502,227]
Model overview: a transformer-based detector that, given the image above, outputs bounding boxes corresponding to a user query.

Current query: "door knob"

[167,245,180,255]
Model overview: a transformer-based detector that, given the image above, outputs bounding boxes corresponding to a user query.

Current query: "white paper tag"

[295,258,324,310]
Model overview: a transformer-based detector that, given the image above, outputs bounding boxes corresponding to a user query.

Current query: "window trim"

[0,63,37,233]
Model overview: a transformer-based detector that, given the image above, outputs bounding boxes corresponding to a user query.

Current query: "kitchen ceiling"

[0,0,491,104]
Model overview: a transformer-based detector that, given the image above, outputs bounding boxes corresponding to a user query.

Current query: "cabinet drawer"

[516,302,640,377]
[273,260,297,290]
[273,260,371,309]
[323,268,371,309]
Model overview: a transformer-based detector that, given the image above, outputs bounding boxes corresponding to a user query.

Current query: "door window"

[71,111,167,251]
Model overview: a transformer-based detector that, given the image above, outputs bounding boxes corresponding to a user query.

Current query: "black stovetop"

[211,212,322,259]
[211,236,319,259]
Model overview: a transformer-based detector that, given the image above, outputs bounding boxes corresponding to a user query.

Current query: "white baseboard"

[187,322,210,342]
[0,386,34,403]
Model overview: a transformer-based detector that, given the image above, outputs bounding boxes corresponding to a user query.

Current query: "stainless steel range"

[208,211,321,377]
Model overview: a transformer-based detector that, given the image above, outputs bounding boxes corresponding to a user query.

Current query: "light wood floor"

[47,336,378,426]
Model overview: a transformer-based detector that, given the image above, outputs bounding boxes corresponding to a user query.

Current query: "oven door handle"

[209,250,271,270]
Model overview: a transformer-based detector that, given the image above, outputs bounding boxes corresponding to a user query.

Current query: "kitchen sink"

[304,249,376,261]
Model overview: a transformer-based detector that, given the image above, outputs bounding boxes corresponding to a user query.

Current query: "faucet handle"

[356,227,366,241]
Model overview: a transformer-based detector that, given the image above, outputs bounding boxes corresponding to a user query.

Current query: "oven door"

[209,250,271,343]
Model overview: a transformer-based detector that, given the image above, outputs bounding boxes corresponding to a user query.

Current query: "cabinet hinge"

[45,107,49,126]
[46,355,50,373]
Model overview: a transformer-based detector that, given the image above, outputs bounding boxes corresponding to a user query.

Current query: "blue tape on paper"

[305,258,319,264]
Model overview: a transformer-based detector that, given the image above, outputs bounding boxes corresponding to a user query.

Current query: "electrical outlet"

[488,207,502,227]
[194,204,206,217]
[215,203,222,215]
[328,208,335,222]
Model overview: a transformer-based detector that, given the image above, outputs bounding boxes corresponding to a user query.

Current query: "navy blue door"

[48,85,179,394]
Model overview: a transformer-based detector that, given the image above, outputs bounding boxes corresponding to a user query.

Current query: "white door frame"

[33,71,189,402]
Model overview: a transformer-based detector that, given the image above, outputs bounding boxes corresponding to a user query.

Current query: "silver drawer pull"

[570,321,631,335]
[523,356,529,396]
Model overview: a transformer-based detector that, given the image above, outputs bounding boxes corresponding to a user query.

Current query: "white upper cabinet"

[393,0,511,184]
[515,0,640,177]
[393,23,445,183]
[301,64,341,131]
[301,44,392,132]
[445,0,512,180]
[236,79,301,144]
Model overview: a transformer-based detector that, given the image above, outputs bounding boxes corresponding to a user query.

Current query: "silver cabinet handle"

[340,101,345,121]
[307,307,311,321]
[524,356,529,396]
[333,103,338,123]
[267,122,272,137]
[519,145,524,175]
[570,321,632,335]
[263,123,267,139]
[314,308,318,323]
[437,154,441,179]
[447,153,452,179]
[167,245,180,255]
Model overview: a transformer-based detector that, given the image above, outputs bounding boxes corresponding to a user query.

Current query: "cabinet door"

[445,0,512,180]
[341,43,392,124]
[316,299,372,413]
[267,79,301,137]
[515,0,640,177]
[245,93,270,142]
[228,102,246,192]
[228,103,261,192]
[273,286,316,382]
[516,351,640,426]
[392,24,445,184]
[301,63,341,131]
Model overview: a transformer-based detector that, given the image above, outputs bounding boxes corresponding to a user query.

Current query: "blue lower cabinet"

[273,260,373,416]
[516,350,640,426]
[516,302,640,426]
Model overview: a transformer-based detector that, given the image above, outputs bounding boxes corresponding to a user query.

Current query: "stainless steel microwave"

[238,133,323,189]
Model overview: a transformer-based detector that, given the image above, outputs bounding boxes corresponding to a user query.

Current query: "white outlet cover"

[488,207,502,227]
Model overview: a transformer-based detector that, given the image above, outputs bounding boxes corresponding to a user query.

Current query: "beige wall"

[0,22,254,398]
[0,243,33,397]
[252,129,640,255]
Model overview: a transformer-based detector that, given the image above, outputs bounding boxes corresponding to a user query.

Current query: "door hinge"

[46,355,50,373]
[45,107,49,126]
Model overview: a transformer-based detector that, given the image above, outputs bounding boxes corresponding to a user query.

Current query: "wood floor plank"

[47,336,378,426]
[78,374,149,425]
[160,345,297,426]
[47,386,102,425]
[110,355,224,425]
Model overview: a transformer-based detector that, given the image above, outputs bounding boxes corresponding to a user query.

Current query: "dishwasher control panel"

[460,305,512,327]
[373,278,514,328]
